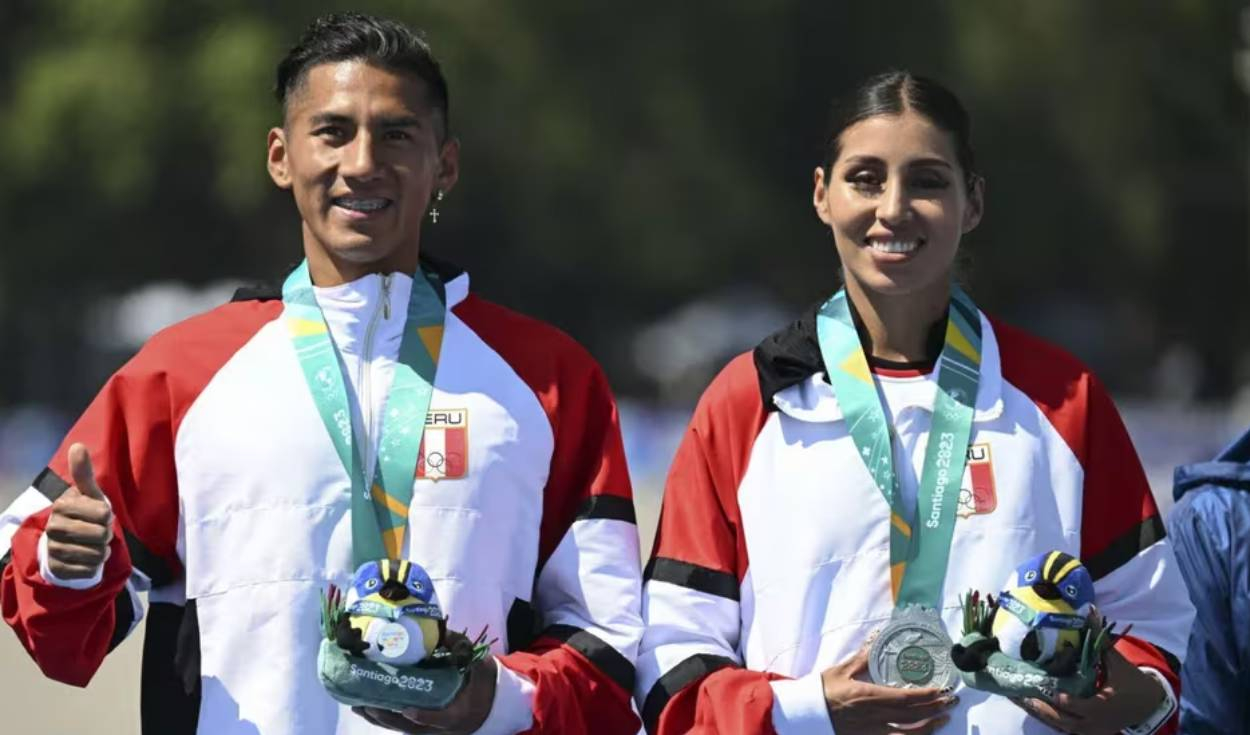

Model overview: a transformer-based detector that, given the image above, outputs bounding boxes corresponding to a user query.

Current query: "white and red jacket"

[0,258,643,735]
[636,305,1194,734]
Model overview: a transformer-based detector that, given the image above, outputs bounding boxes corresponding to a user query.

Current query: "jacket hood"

[1173,426,1250,500]
[752,301,1005,423]
[753,298,960,403]
[752,303,825,407]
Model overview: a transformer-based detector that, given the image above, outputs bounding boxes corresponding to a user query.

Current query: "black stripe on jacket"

[574,495,637,524]
[1086,515,1166,581]
[644,557,739,602]
[34,467,179,587]
[642,653,739,734]
[544,624,636,693]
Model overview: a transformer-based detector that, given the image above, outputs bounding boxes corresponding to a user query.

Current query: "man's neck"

[304,239,420,287]
[844,274,950,364]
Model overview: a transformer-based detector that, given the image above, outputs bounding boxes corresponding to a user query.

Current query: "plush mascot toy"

[986,550,1095,675]
[951,550,1120,700]
[317,558,491,711]
[336,559,444,666]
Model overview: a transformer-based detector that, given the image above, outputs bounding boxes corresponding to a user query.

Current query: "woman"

[635,72,1193,735]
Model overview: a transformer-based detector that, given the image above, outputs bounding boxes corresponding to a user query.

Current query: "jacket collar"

[232,253,469,308]
[754,302,1005,424]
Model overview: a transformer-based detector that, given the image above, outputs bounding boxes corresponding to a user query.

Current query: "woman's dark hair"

[823,71,977,191]
[275,12,450,138]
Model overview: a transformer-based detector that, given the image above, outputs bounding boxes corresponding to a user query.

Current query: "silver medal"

[868,605,958,689]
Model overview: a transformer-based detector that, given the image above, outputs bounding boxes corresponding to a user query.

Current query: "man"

[0,13,642,735]
[1170,426,1250,735]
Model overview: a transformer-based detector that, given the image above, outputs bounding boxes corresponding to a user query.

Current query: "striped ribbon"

[816,286,982,608]
[282,261,445,566]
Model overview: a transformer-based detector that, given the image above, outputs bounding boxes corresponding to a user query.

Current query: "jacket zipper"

[359,274,392,479]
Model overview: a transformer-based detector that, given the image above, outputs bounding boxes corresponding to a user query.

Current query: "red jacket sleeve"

[1,300,278,687]
[656,668,786,734]
[456,296,643,734]
[1,353,181,686]
[636,354,787,734]
[1079,377,1187,734]
[996,318,1192,734]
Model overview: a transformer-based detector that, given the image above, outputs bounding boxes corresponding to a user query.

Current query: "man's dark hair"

[823,71,977,192]
[275,12,450,137]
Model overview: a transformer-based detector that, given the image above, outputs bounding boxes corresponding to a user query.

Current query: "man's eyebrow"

[305,112,425,130]
[376,115,423,128]
[308,112,353,127]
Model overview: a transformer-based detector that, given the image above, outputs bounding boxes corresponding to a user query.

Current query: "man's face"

[267,60,458,273]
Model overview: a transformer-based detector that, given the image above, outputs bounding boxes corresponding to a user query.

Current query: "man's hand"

[822,643,957,735]
[44,443,114,580]
[1014,635,1168,735]
[353,653,498,734]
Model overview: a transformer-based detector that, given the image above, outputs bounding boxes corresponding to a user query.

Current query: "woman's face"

[813,109,982,298]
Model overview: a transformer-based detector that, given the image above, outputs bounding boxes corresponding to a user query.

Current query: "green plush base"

[317,639,470,711]
[955,632,1099,700]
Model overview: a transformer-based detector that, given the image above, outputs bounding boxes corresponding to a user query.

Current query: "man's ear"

[267,127,292,190]
[435,137,460,194]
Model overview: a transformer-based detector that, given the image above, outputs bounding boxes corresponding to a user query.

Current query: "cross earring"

[429,190,445,223]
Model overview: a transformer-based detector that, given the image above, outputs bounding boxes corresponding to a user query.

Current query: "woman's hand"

[1013,646,1167,735]
[822,644,958,734]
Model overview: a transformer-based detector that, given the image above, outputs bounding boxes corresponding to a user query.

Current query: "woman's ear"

[962,175,985,234]
[813,167,834,226]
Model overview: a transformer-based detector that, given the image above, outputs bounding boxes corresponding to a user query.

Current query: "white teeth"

[869,239,920,254]
[334,197,390,212]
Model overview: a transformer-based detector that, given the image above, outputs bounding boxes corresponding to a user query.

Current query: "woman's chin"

[852,269,948,298]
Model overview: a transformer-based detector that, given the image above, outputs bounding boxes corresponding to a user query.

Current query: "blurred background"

[1,0,1248,731]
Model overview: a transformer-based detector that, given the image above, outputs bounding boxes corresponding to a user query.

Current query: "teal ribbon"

[282,261,446,567]
[347,599,444,621]
[815,287,982,608]
[998,593,1087,631]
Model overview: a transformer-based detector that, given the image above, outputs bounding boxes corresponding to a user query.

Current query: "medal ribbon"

[997,593,1087,630]
[282,260,446,567]
[816,287,982,608]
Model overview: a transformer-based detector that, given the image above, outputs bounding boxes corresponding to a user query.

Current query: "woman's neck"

[844,275,950,363]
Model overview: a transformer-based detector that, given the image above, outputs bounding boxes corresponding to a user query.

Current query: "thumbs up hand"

[45,443,115,580]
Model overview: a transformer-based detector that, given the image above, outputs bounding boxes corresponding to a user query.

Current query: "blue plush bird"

[952,550,1096,676]
[336,559,444,666]
[990,551,1095,675]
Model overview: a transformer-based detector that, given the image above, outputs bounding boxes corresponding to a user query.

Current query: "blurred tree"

[0,0,1243,409]
[942,0,1247,394]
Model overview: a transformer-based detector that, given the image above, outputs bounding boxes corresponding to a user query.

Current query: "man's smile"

[332,195,393,216]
